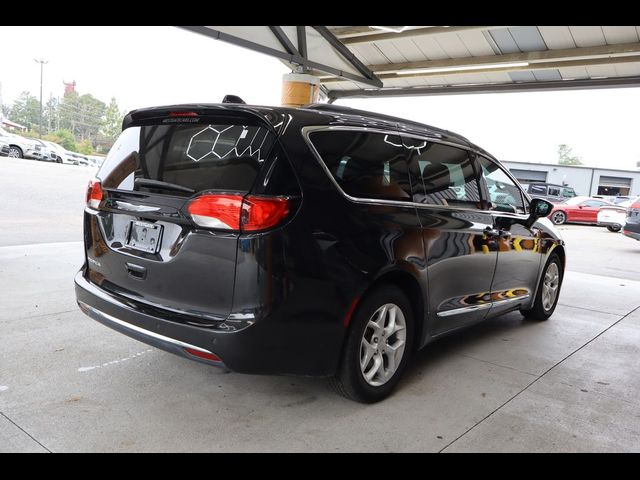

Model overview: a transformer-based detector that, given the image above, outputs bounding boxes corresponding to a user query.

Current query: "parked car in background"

[72,152,89,166]
[86,155,105,167]
[521,182,577,203]
[0,138,10,157]
[0,127,42,159]
[75,102,565,403]
[597,198,637,232]
[30,139,59,162]
[41,141,76,164]
[549,196,614,225]
[623,198,640,242]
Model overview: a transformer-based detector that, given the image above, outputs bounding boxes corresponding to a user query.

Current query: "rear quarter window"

[308,130,411,201]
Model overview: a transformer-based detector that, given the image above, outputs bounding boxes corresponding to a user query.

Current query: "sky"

[1,25,639,170]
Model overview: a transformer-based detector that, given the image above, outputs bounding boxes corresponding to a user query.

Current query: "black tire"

[330,284,414,403]
[521,253,563,321]
[56,156,63,164]
[606,225,621,233]
[7,146,23,159]
[551,211,566,225]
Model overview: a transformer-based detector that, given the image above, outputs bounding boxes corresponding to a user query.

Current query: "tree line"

[1,90,125,155]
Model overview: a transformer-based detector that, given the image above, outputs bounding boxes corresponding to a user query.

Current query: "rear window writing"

[99,123,276,196]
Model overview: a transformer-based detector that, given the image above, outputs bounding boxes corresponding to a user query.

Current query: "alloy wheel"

[359,303,407,387]
[542,262,560,311]
[552,211,566,224]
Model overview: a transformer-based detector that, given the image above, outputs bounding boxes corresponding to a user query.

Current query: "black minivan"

[75,103,565,402]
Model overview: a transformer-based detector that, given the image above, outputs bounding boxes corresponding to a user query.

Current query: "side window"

[529,184,547,195]
[403,138,481,208]
[581,200,607,207]
[309,131,410,201]
[477,156,526,214]
[547,186,561,196]
[562,188,576,198]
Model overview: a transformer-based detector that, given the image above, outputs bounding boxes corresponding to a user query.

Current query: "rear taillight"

[187,194,290,232]
[86,178,103,209]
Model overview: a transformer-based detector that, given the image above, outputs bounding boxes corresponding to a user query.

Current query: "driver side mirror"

[525,198,554,228]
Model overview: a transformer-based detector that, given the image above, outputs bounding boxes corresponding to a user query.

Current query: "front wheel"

[606,225,621,232]
[7,146,23,158]
[330,285,414,403]
[521,253,563,321]
[551,211,566,225]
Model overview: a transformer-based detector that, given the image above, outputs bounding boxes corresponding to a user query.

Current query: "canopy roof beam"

[179,26,382,88]
[329,76,640,100]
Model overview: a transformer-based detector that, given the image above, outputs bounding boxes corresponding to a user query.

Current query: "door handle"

[125,262,147,280]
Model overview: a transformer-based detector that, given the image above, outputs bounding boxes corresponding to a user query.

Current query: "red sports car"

[548,196,614,225]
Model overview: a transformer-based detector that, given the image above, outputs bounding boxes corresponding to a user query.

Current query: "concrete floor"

[1,157,640,452]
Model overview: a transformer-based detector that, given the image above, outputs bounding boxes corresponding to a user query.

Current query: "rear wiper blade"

[134,178,195,194]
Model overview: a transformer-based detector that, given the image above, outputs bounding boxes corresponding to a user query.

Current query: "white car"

[64,151,90,166]
[1,138,10,156]
[42,141,81,165]
[0,127,42,159]
[597,198,638,232]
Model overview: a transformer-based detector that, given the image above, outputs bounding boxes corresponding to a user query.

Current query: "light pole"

[35,58,48,138]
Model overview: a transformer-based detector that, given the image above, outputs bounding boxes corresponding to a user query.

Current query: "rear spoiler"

[122,104,283,133]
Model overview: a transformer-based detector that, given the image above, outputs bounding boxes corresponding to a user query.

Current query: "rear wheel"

[330,285,414,403]
[8,146,23,158]
[521,253,563,321]
[551,211,566,225]
[606,225,621,232]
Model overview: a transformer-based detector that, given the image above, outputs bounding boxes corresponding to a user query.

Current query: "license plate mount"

[126,221,163,254]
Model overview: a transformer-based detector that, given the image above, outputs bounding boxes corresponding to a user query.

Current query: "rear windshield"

[99,122,276,196]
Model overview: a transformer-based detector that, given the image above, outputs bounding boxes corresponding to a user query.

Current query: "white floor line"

[77,349,154,373]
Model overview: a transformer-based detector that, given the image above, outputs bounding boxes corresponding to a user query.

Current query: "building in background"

[503,161,640,197]
[1,118,27,132]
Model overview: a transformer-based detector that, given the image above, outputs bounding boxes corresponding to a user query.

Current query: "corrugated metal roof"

[180,26,640,99]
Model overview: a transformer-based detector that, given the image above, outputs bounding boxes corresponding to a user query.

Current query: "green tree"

[44,129,76,151]
[77,138,94,155]
[558,144,583,166]
[100,97,123,141]
[9,91,41,130]
[58,92,106,141]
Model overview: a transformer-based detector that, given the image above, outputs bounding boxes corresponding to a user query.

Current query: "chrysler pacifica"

[75,103,564,402]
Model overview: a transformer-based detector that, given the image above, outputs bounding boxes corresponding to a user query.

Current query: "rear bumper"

[75,270,343,376]
[623,229,640,241]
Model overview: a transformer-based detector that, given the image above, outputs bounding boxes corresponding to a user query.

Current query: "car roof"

[123,102,478,153]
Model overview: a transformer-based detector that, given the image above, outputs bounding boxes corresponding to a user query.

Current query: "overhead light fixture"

[369,26,409,33]
[397,61,530,75]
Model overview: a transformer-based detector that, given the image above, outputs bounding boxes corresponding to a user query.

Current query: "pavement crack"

[0,411,52,453]
[439,304,640,453]
[557,302,627,317]
[456,353,539,378]
[10,308,77,321]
